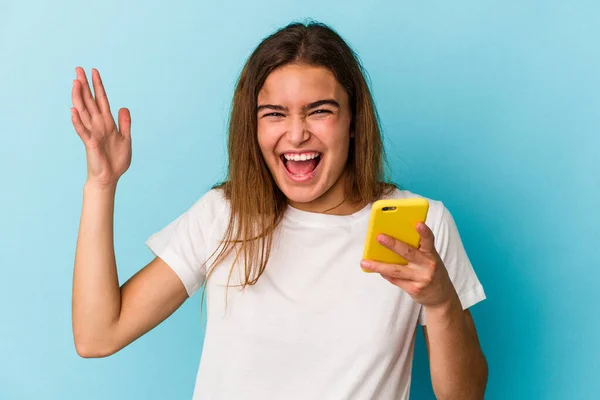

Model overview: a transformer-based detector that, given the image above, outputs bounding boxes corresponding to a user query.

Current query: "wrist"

[424,291,462,319]
[84,180,118,194]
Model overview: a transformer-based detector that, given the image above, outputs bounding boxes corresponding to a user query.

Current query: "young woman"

[71,21,488,399]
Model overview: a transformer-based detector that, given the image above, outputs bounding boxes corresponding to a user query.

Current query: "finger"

[377,234,430,265]
[361,259,420,281]
[381,275,421,297]
[118,108,131,140]
[71,80,92,129]
[75,67,100,116]
[417,222,436,254]
[91,68,112,115]
[71,107,91,143]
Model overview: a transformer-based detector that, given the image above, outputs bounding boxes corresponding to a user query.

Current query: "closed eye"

[261,110,331,118]
[311,109,332,115]
[263,112,285,118]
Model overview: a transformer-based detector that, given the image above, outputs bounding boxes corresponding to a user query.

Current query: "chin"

[273,174,323,202]
[280,186,324,205]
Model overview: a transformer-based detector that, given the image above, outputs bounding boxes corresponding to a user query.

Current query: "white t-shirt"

[145,188,486,400]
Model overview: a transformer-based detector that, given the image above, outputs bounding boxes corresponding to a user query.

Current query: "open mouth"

[280,151,322,179]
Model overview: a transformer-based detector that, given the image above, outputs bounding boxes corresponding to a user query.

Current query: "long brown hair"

[207,20,395,289]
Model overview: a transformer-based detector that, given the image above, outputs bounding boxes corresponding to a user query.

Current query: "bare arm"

[423,304,488,400]
[72,183,188,358]
[360,223,487,399]
[70,67,188,358]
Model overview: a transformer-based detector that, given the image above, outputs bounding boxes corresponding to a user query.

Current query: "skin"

[257,63,356,215]
[71,68,187,358]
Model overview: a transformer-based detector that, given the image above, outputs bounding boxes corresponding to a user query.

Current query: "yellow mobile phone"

[362,198,429,271]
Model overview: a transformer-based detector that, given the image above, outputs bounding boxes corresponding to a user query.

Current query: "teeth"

[283,152,320,161]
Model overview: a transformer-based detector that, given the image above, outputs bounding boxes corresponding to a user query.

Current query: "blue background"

[1,1,598,399]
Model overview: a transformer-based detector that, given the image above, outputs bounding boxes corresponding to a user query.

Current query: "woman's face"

[257,64,353,212]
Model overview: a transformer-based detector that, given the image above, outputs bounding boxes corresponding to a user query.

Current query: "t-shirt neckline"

[283,202,373,226]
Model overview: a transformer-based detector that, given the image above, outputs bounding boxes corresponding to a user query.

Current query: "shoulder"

[185,187,231,227]
[193,187,228,210]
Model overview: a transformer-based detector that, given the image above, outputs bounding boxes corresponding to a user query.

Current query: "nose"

[286,116,310,146]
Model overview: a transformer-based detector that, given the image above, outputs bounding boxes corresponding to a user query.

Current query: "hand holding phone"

[362,198,430,271]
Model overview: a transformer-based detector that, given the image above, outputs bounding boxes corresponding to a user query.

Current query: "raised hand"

[71,67,132,187]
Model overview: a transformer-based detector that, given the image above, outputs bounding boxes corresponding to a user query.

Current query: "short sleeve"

[418,204,486,325]
[145,190,224,297]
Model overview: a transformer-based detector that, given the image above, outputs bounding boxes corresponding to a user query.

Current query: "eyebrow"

[256,99,340,113]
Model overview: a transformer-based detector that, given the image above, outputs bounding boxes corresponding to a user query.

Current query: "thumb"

[118,108,131,141]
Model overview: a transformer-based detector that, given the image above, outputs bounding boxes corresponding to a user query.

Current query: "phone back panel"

[362,198,430,269]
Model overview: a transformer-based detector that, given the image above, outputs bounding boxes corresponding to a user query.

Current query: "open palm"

[71,67,132,187]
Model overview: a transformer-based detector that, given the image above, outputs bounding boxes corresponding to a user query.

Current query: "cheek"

[257,123,280,158]
[308,116,351,151]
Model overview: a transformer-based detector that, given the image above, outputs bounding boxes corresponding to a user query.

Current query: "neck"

[287,171,366,216]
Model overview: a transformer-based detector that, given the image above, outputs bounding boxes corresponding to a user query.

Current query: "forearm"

[72,181,121,356]
[424,291,488,399]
